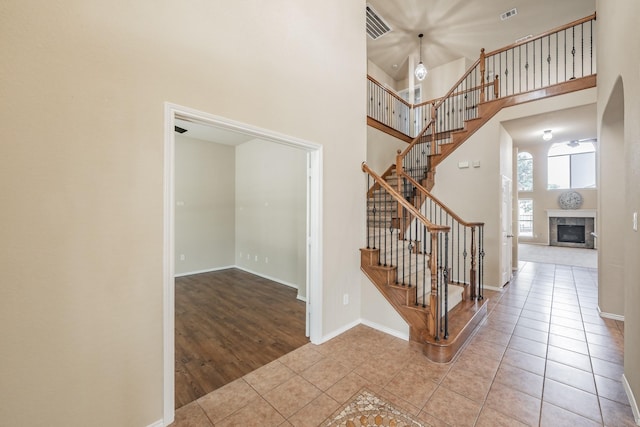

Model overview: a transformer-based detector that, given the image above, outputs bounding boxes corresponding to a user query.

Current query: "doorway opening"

[163,103,323,423]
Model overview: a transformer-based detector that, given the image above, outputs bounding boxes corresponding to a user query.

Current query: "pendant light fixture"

[414,33,428,81]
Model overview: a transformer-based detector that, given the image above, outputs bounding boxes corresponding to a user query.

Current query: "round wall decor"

[558,191,583,209]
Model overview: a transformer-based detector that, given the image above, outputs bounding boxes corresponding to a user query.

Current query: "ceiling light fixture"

[542,129,553,141]
[414,33,427,81]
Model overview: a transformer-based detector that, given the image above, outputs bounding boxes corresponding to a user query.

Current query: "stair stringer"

[360,248,434,341]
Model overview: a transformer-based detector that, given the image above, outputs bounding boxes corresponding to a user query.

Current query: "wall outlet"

[179,254,185,261]
[247,253,250,260]
[254,255,258,262]
[265,257,269,264]
[634,212,638,232]
[343,294,349,305]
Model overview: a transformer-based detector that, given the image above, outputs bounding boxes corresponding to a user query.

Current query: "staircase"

[362,13,597,362]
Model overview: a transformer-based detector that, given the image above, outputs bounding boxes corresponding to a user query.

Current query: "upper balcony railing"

[368,13,597,183]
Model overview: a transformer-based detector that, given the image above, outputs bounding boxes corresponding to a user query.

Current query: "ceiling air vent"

[174,126,187,134]
[500,8,518,21]
[366,4,392,40]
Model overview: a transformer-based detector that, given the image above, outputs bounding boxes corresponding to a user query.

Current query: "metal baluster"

[518,45,522,93]
[547,35,551,86]
[457,221,461,284]
[581,22,584,78]
[366,174,371,249]
[463,227,467,291]
[479,226,485,299]
[407,212,413,288]
[525,43,529,91]
[383,187,388,266]
[589,19,593,74]
[415,222,420,306]
[422,225,427,307]
[556,33,560,83]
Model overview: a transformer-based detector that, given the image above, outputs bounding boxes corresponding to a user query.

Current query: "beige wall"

[0,1,366,425]
[366,126,408,175]
[362,127,412,336]
[235,139,307,298]
[367,59,398,91]
[433,88,596,289]
[398,57,471,102]
[515,140,597,245]
[175,134,236,274]
[596,0,640,415]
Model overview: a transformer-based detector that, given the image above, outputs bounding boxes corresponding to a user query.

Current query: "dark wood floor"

[175,268,308,409]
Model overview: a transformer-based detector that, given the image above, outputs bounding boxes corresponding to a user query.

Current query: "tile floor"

[171,260,637,426]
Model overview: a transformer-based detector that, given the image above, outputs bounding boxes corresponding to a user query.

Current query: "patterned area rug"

[323,389,425,427]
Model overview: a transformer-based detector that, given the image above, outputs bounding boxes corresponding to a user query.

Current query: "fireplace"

[558,225,586,244]
[548,211,595,249]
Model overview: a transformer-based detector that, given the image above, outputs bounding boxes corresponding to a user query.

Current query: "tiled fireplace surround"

[548,209,596,249]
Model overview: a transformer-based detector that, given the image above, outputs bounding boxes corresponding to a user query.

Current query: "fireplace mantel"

[547,209,597,219]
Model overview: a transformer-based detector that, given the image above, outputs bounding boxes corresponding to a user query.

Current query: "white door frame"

[162,102,323,425]
[501,175,513,286]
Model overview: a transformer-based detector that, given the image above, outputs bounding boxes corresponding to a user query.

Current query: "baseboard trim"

[176,265,306,301]
[622,374,640,425]
[360,319,409,341]
[484,285,505,292]
[146,419,164,427]
[174,265,234,278]
[318,319,361,344]
[598,306,625,321]
[234,266,301,291]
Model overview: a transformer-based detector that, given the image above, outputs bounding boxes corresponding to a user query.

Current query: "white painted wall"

[174,134,236,274]
[399,57,471,102]
[367,59,398,91]
[366,126,408,175]
[235,140,307,298]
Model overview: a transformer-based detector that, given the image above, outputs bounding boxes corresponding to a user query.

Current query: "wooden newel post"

[479,48,486,103]
[493,75,499,99]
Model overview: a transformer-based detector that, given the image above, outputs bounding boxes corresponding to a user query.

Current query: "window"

[547,141,596,189]
[517,152,533,191]
[518,199,533,237]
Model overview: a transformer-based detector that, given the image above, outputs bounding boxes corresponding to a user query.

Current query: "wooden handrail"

[368,74,445,110]
[367,75,412,108]
[398,171,484,228]
[399,56,483,159]
[485,13,596,58]
[362,162,449,233]
[366,163,396,198]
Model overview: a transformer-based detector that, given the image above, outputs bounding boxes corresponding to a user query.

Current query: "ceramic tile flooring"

[171,261,636,426]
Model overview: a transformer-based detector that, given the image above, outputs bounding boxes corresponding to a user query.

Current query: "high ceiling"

[366,0,596,82]
[501,104,597,147]
[366,0,597,146]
